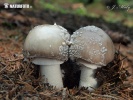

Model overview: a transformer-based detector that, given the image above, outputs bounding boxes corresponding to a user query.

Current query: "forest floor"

[0,8,133,99]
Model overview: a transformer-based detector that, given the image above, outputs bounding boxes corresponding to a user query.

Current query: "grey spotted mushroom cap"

[23,24,70,65]
[69,25,115,68]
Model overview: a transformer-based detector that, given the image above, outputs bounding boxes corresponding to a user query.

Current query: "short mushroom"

[69,25,115,91]
[23,24,70,88]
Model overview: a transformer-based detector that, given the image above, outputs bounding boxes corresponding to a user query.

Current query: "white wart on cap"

[23,24,70,88]
[69,25,115,67]
[69,25,115,90]
[24,24,70,62]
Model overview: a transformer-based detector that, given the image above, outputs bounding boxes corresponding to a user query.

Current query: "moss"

[72,7,87,16]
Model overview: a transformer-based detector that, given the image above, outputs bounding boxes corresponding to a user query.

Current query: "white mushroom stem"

[32,58,64,89]
[40,65,63,88]
[79,64,99,91]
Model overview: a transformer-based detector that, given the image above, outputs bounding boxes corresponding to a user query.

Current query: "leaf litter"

[0,9,133,99]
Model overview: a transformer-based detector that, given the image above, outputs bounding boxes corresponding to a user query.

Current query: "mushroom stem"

[79,64,98,91]
[40,65,63,88]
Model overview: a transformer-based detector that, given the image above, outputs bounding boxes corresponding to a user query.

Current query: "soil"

[0,8,133,99]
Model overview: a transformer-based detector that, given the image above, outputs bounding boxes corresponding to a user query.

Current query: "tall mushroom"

[69,25,115,91]
[23,24,70,88]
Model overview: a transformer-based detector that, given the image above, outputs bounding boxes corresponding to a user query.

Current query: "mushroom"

[23,24,70,88]
[69,25,115,91]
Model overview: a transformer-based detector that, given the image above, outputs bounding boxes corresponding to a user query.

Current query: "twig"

[80,91,91,98]
[12,91,22,100]
[80,91,121,100]
[8,58,23,62]
[0,65,8,74]
[3,74,15,85]
[91,93,122,100]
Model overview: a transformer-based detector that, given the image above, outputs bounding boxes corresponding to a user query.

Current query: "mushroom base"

[79,65,97,91]
[40,65,63,88]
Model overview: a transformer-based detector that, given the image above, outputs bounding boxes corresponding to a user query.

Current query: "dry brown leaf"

[13,15,27,23]
[0,47,4,53]
[17,81,35,93]
[8,86,18,99]
[72,3,84,9]
[0,11,13,18]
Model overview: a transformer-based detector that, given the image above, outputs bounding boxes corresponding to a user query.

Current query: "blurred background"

[1,0,133,27]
